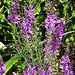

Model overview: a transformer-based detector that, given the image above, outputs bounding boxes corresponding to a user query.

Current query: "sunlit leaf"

[19,0,22,2]
[72,11,75,17]
[0,14,5,18]
[1,19,4,22]
[70,35,74,41]
[0,6,4,12]
[63,30,75,36]
[66,38,69,43]
[63,0,68,2]
[41,0,45,1]
[35,2,41,15]
[3,54,21,75]
[0,26,2,29]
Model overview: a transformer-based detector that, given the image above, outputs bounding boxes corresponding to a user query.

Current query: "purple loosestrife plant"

[22,64,51,75]
[7,0,19,24]
[44,8,66,74]
[0,55,6,75]
[44,9,57,74]
[59,44,74,75]
[49,18,66,53]
[20,5,36,39]
[7,0,74,74]
[44,8,57,53]
[22,8,66,75]
[19,5,43,75]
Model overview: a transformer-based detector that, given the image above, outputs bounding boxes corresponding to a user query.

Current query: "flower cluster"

[44,9,66,53]
[22,64,51,75]
[7,0,19,24]
[50,18,66,53]
[59,44,74,75]
[20,5,36,39]
[22,9,66,75]
[44,9,57,53]
[45,9,57,33]
[0,55,6,75]
[43,8,66,74]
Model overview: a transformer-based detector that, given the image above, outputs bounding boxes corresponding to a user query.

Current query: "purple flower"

[7,14,11,20]
[7,1,19,24]
[10,19,13,24]
[15,15,18,20]
[32,67,35,70]
[27,5,31,9]
[31,16,34,19]
[59,44,74,75]
[43,8,66,74]
[15,4,19,7]
[22,64,51,75]
[21,5,36,39]
[0,55,6,74]
[32,8,35,12]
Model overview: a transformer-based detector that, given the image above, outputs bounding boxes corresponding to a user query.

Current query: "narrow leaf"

[63,30,75,36]
[38,40,47,45]
[3,54,21,75]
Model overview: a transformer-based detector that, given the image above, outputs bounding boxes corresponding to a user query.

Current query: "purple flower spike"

[59,44,74,75]
[0,55,6,74]
[21,5,36,39]
[22,63,51,75]
[43,8,66,74]
[7,1,19,24]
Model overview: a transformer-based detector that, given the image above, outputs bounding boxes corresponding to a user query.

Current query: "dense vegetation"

[0,0,75,75]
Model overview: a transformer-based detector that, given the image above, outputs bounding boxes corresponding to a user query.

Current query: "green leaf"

[13,36,16,40]
[63,0,68,2]
[1,19,4,22]
[0,14,3,18]
[19,0,22,2]
[8,22,13,27]
[72,24,75,29]
[66,38,69,43]
[63,4,68,16]
[33,0,36,4]
[70,35,74,41]
[63,30,75,36]
[38,40,47,45]
[3,54,21,75]
[12,43,15,47]
[57,52,59,56]
[2,51,15,57]
[35,2,41,15]
[41,0,45,1]
[72,11,75,17]
[56,63,58,69]
[0,26,2,29]
[0,14,5,18]
[36,15,42,22]
[0,6,4,12]
[0,24,10,28]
